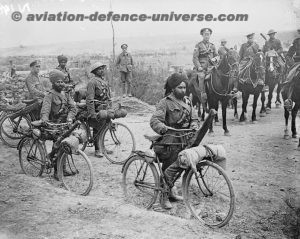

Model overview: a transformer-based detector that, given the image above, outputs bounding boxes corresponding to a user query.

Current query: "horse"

[281,64,300,143]
[238,52,266,123]
[187,49,239,135]
[260,49,285,115]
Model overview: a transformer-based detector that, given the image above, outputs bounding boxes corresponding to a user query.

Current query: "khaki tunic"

[116,52,134,72]
[193,41,218,70]
[150,93,198,134]
[262,38,283,54]
[25,72,45,99]
[86,76,111,117]
[239,42,260,61]
[40,89,77,123]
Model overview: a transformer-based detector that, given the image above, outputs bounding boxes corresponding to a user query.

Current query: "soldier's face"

[53,79,64,92]
[122,46,128,53]
[269,33,275,39]
[95,66,106,77]
[221,41,226,46]
[202,32,211,42]
[32,64,40,74]
[173,82,186,99]
[247,36,254,44]
[59,61,67,68]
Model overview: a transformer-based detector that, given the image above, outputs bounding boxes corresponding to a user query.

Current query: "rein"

[210,54,239,97]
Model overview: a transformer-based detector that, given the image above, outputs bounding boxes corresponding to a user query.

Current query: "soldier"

[56,55,72,84]
[262,30,283,54]
[40,69,77,124]
[239,33,260,62]
[218,39,229,60]
[150,73,199,209]
[116,44,134,98]
[286,29,300,64]
[86,62,111,158]
[25,60,45,99]
[40,69,77,179]
[192,28,219,103]
[8,60,16,78]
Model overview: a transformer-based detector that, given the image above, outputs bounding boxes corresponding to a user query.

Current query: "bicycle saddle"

[144,134,162,142]
[22,99,36,104]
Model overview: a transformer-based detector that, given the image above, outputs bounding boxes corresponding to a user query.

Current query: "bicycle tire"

[184,160,235,228]
[100,122,136,164]
[122,154,159,209]
[0,114,31,148]
[18,137,45,177]
[58,149,94,196]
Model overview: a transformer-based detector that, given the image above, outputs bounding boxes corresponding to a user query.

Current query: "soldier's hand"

[197,66,203,72]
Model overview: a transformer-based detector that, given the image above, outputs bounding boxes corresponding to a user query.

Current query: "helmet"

[90,62,106,73]
[267,29,277,35]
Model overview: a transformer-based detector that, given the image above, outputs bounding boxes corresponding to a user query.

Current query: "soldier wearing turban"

[56,54,72,84]
[150,72,199,209]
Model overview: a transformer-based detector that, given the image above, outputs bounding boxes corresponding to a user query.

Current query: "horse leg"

[222,98,230,136]
[284,107,290,139]
[240,91,249,122]
[291,103,299,138]
[252,91,259,122]
[260,91,267,117]
[233,97,239,120]
[214,102,219,123]
[275,83,282,107]
[266,82,275,112]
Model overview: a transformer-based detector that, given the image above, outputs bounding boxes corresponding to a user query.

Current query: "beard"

[173,91,185,100]
[53,84,64,92]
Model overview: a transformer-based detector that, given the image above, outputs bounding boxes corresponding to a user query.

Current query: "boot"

[169,187,183,202]
[127,82,132,97]
[95,150,104,158]
[63,164,76,177]
[160,193,173,209]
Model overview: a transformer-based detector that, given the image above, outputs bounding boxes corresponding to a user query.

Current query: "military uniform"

[86,75,111,152]
[86,76,111,118]
[25,72,45,99]
[262,38,283,54]
[193,40,218,70]
[116,51,134,96]
[218,46,229,60]
[56,65,72,84]
[239,42,259,61]
[287,38,300,63]
[150,93,198,172]
[40,89,77,123]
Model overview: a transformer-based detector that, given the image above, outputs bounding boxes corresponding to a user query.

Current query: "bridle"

[210,53,239,97]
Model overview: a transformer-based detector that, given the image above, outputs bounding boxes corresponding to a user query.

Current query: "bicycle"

[0,99,41,148]
[122,109,235,228]
[76,99,136,164]
[18,120,94,196]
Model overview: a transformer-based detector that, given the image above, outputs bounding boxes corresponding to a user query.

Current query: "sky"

[0,0,299,48]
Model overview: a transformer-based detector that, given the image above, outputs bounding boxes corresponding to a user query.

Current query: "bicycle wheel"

[58,150,94,196]
[0,114,31,148]
[100,122,136,164]
[19,137,45,177]
[122,154,159,209]
[184,160,235,228]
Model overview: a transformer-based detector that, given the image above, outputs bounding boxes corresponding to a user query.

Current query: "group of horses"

[185,48,300,148]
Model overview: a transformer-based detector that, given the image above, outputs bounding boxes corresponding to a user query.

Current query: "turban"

[57,55,68,63]
[164,73,188,96]
[49,69,65,84]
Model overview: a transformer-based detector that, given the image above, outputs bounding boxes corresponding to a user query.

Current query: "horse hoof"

[260,112,266,117]
[208,131,214,136]
[292,134,298,139]
[275,102,281,108]
[214,122,221,126]
[283,135,290,140]
[266,108,271,114]
[224,131,231,136]
[251,120,258,124]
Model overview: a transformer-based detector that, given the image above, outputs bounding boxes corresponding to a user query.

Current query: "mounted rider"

[218,39,229,60]
[238,33,264,87]
[282,29,300,102]
[150,73,199,209]
[192,28,219,103]
[262,29,285,82]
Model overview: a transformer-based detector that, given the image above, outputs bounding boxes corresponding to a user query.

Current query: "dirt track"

[0,99,299,239]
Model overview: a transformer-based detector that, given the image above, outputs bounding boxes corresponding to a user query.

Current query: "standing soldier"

[218,39,229,60]
[86,62,111,158]
[192,28,219,103]
[116,44,134,98]
[25,60,45,99]
[56,55,72,84]
[239,33,260,62]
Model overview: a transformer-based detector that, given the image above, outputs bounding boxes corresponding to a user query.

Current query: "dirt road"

[0,102,299,239]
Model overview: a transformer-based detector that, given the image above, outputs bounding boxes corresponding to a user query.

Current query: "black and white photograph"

[0,0,299,238]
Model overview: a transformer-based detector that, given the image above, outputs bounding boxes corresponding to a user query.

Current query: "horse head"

[252,51,266,80]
